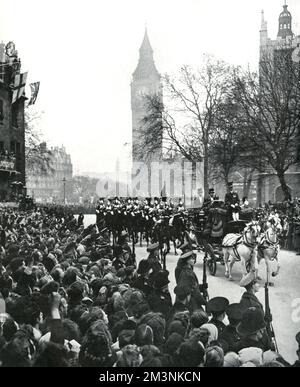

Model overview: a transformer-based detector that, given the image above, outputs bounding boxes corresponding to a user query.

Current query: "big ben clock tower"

[131,29,162,165]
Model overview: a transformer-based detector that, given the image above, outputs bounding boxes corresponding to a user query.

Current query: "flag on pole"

[12,72,27,104]
[28,81,40,105]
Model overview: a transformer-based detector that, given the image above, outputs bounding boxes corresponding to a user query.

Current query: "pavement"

[82,214,300,364]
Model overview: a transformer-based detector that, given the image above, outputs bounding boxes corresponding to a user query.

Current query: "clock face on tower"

[136,86,148,99]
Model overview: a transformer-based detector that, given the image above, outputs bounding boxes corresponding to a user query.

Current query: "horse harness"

[258,230,279,261]
[231,226,259,263]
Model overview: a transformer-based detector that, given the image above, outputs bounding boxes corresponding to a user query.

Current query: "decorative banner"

[28,81,40,105]
[12,72,28,104]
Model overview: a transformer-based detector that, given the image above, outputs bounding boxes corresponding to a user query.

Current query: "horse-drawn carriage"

[188,203,255,276]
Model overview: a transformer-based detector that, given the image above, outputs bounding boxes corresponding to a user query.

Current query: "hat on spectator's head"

[207,297,229,315]
[43,253,57,273]
[7,244,20,257]
[174,285,191,299]
[68,281,85,299]
[140,345,162,367]
[224,352,241,367]
[209,188,215,194]
[179,250,195,262]
[190,309,209,328]
[118,323,137,349]
[8,258,24,273]
[78,256,90,265]
[60,261,70,271]
[178,338,205,367]
[237,307,266,337]
[137,259,150,275]
[117,344,142,367]
[204,345,224,367]
[226,303,243,322]
[40,280,59,295]
[138,312,166,347]
[239,271,257,288]
[134,324,153,347]
[116,268,126,278]
[238,347,263,367]
[62,267,78,286]
[168,320,186,337]
[164,332,184,355]
[124,266,135,276]
[153,270,170,289]
[146,243,159,253]
[79,320,112,366]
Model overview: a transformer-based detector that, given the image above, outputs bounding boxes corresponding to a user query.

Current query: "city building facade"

[27,144,73,202]
[0,41,26,201]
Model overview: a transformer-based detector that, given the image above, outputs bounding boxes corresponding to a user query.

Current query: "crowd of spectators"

[0,206,299,367]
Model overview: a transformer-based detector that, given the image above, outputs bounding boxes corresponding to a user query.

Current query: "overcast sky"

[1,0,299,175]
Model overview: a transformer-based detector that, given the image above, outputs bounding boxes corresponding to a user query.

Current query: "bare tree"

[208,95,244,190]
[25,109,53,175]
[139,57,235,196]
[234,51,300,200]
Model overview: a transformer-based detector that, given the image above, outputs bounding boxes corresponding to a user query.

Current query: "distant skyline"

[1,0,300,175]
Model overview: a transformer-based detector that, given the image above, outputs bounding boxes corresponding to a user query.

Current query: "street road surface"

[82,214,300,364]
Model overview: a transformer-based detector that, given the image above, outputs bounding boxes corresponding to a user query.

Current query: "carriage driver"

[225,182,240,221]
[203,188,216,210]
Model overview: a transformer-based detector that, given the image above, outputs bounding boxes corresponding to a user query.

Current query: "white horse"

[258,216,282,286]
[223,221,261,281]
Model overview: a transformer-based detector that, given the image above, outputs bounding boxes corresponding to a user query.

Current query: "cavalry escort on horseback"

[94,188,283,286]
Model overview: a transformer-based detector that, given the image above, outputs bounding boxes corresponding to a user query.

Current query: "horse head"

[245,221,261,243]
[265,215,282,236]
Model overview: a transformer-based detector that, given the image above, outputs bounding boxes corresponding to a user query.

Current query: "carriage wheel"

[205,243,217,276]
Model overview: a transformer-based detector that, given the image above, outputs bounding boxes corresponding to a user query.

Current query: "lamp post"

[62,177,66,204]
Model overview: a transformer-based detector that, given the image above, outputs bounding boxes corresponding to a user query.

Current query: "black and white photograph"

[0,0,300,371]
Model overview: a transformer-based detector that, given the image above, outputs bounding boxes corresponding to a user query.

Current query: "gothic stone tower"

[258,2,300,203]
[131,29,162,165]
